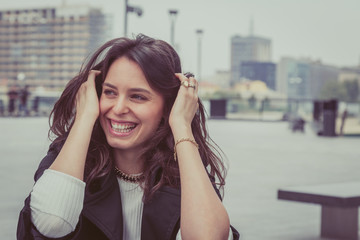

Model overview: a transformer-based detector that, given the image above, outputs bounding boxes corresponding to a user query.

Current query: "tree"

[342,79,359,102]
[320,81,347,101]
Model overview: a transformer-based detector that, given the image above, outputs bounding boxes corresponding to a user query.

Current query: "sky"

[1,0,360,78]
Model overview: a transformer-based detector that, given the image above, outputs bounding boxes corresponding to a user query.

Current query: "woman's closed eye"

[131,94,148,101]
[103,89,116,96]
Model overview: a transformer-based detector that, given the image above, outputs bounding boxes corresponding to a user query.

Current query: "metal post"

[124,0,143,37]
[168,10,178,47]
[196,29,203,81]
[124,0,128,37]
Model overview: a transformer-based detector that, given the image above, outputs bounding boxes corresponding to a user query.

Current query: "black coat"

[17,145,240,240]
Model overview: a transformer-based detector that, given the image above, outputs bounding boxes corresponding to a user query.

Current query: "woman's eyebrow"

[129,88,152,95]
[103,82,117,89]
[103,83,152,95]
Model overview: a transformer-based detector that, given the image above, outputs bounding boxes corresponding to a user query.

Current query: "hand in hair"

[169,73,230,239]
[75,70,101,122]
[169,73,199,135]
[49,70,101,180]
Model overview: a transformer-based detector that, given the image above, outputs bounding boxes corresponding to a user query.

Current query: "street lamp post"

[196,29,203,81]
[124,0,143,37]
[168,9,178,47]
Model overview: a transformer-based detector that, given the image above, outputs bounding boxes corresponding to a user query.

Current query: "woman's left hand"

[169,73,199,133]
[170,74,231,239]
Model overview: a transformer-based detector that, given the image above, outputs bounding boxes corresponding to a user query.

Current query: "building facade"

[240,61,276,90]
[338,67,360,102]
[276,57,340,99]
[339,67,360,85]
[230,35,271,85]
[202,70,231,89]
[0,5,112,88]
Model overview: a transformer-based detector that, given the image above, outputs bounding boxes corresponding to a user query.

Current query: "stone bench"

[278,182,360,240]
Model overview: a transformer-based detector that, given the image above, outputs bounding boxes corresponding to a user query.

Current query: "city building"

[240,61,276,90]
[233,80,285,100]
[339,66,360,84]
[0,5,113,89]
[277,57,340,99]
[230,35,271,85]
[338,66,360,102]
[202,70,231,89]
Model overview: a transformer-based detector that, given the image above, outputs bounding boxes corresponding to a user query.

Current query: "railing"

[0,92,60,117]
[203,97,360,136]
[1,92,359,136]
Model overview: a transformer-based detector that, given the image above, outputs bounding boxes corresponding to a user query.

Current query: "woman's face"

[99,56,164,154]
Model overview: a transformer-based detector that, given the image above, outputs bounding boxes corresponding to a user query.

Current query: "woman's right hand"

[75,70,101,123]
[50,70,102,180]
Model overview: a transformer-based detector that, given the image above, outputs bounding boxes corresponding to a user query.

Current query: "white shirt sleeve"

[176,227,234,240]
[30,169,86,238]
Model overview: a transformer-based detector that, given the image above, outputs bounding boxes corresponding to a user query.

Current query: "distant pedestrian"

[19,85,30,116]
[0,99,4,116]
[339,109,348,136]
[32,96,40,115]
[7,85,18,116]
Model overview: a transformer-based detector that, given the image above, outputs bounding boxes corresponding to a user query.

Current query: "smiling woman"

[17,34,240,240]
[99,57,165,160]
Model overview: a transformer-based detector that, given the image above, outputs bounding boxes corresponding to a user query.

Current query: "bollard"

[322,99,337,137]
[210,99,227,119]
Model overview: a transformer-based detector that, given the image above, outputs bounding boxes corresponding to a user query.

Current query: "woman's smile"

[108,119,138,136]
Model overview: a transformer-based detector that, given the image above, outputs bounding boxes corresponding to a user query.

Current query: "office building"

[338,67,360,101]
[202,70,231,89]
[277,57,340,99]
[231,35,271,85]
[339,67,360,84]
[0,5,112,88]
[240,61,276,90]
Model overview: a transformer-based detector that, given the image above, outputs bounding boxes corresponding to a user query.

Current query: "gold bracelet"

[173,137,199,161]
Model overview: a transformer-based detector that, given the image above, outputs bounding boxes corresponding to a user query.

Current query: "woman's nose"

[113,97,130,115]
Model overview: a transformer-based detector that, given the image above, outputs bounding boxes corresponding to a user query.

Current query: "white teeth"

[111,122,136,133]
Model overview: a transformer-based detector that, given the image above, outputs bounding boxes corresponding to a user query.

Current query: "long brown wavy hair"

[49,34,226,200]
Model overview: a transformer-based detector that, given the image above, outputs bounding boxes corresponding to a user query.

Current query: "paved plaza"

[1,117,359,239]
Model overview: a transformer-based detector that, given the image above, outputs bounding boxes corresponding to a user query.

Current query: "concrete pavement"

[1,117,359,239]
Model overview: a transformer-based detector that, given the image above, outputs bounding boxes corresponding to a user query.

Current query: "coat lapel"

[83,171,123,240]
[82,168,181,240]
[141,186,181,240]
